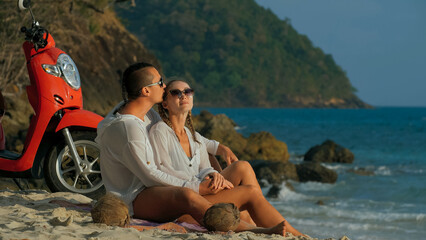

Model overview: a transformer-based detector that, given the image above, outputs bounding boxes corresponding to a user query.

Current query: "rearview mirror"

[18,0,31,11]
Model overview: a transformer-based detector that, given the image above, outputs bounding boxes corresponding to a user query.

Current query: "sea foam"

[374,166,392,176]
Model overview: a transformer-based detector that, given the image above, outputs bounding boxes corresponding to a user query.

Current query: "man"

[96,62,231,223]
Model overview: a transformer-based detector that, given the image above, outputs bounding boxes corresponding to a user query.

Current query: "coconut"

[91,193,130,227]
[203,203,240,232]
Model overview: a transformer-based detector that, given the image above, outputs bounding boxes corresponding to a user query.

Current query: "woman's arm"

[199,135,219,155]
[197,132,218,178]
[197,132,233,191]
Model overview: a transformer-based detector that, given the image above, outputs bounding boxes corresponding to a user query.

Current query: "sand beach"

[0,189,350,240]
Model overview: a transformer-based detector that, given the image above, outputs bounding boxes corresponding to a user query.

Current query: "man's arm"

[123,141,201,193]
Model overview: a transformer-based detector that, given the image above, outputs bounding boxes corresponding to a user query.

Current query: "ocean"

[193,107,426,240]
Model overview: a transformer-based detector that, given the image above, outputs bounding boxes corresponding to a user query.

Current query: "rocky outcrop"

[250,158,338,185]
[193,111,289,162]
[249,160,299,185]
[244,132,290,162]
[296,162,338,183]
[304,140,354,163]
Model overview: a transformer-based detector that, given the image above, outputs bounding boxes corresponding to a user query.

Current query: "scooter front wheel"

[44,131,105,199]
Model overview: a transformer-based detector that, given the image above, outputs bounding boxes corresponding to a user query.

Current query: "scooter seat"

[0,150,21,160]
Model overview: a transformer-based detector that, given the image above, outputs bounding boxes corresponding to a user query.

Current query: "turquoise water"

[193,107,426,240]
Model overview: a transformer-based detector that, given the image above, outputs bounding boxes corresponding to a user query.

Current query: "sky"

[256,0,426,107]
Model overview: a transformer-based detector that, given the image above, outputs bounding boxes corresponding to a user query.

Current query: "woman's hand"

[199,173,234,195]
[216,144,238,166]
[208,172,234,190]
[199,177,221,195]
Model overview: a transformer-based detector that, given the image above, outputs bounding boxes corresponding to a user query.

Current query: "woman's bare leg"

[133,186,211,224]
[221,161,260,189]
[175,162,259,225]
[236,220,288,235]
[221,161,261,226]
[203,185,303,236]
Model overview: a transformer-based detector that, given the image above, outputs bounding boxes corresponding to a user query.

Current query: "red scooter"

[0,0,105,199]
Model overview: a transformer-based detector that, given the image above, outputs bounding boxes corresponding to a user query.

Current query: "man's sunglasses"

[169,88,194,98]
[145,77,164,88]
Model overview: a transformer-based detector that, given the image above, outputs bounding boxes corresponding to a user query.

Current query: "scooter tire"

[44,131,105,200]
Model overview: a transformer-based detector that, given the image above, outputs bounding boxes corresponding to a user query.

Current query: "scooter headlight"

[43,53,81,90]
[57,54,81,90]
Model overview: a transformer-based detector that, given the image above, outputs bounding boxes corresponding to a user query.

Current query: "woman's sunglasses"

[169,88,194,98]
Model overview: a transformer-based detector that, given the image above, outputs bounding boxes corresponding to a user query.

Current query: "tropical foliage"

[115,0,366,107]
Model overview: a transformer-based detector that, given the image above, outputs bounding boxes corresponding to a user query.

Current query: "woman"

[149,78,304,236]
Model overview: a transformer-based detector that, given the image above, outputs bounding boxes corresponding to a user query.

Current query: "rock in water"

[304,139,354,163]
[296,162,338,183]
[250,160,299,185]
[91,193,130,227]
[203,203,240,232]
[266,184,282,198]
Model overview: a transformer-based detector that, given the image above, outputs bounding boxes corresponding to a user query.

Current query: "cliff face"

[0,0,160,150]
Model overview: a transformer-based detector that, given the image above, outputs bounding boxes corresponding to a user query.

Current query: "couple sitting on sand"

[96,62,304,236]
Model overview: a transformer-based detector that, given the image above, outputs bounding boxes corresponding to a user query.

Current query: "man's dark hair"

[121,62,156,101]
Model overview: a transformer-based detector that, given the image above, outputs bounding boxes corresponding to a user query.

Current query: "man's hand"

[216,144,238,166]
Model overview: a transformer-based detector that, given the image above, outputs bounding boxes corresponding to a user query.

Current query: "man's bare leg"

[133,186,211,224]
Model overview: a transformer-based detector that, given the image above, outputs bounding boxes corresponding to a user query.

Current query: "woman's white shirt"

[149,121,218,182]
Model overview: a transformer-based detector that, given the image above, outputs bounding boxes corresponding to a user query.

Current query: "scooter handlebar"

[20,24,49,52]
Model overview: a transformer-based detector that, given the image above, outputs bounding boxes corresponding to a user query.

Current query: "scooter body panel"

[55,109,103,132]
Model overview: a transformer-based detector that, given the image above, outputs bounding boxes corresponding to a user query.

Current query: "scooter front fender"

[55,109,104,132]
